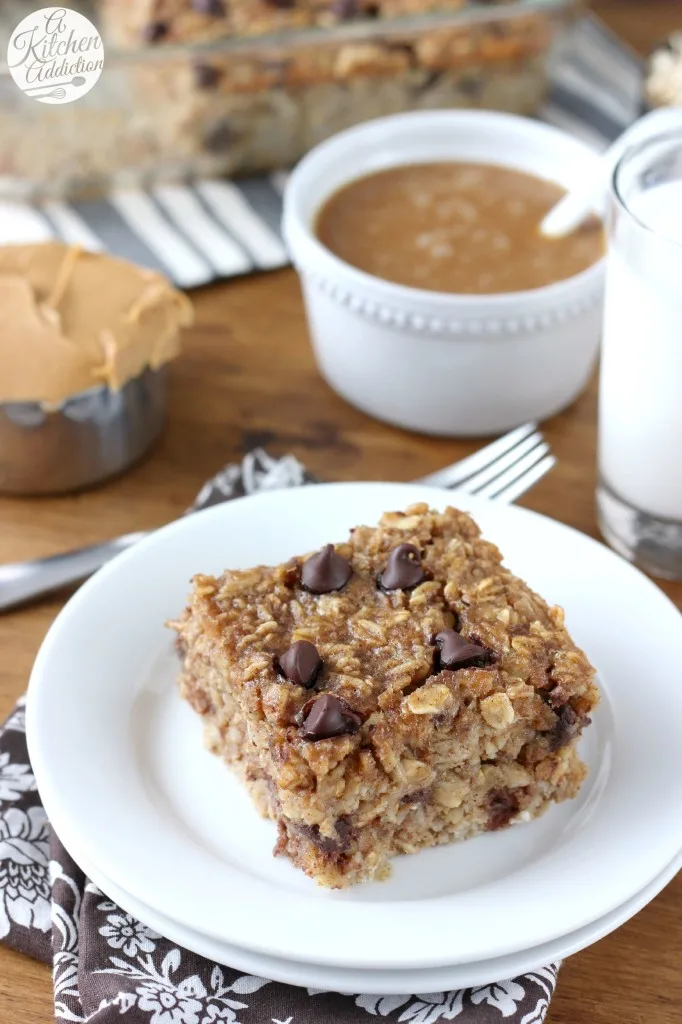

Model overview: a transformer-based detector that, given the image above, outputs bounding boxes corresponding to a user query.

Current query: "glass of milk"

[597,129,682,579]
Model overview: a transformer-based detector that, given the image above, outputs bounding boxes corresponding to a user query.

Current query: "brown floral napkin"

[0,452,560,1023]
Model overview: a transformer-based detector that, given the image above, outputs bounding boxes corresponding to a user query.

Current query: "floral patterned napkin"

[0,453,560,1024]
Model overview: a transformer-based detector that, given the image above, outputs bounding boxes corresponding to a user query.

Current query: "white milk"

[599,180,682,520]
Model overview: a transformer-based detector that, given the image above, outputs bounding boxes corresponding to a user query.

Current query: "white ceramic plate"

[49,795,681,995]
[27,483,682,971]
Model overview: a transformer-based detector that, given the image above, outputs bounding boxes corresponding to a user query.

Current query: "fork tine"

[468,442,552,499]
[416,422,539,489]
[447,431,547,496]
[479,453,556,505]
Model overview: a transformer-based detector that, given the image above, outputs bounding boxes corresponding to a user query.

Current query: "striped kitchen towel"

[0,15,642,290]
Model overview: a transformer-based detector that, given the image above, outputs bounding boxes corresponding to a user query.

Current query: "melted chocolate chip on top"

[301,544,352,594]
[379,543,425,591]
[300,694,362,740]
[434,629,491,669]
[278,640,322,689]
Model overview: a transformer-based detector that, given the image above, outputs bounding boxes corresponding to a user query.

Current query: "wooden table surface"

[1,2,681,1020]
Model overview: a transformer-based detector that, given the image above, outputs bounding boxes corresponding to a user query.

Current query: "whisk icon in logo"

[7,7,104,104]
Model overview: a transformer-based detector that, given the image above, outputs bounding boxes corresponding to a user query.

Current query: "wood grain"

[1,3,681,1020]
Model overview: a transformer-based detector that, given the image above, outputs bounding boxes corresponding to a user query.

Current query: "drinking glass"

[597,129,682,579]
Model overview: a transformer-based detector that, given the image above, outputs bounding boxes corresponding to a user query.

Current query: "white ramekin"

[283,110,605,437]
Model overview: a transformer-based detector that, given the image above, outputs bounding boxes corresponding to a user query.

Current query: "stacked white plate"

[27,483,682,995]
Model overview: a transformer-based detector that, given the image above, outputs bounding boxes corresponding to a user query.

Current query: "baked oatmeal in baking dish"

[0,1,577,195]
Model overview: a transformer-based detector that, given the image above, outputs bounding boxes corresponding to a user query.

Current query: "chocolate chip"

[301,544,352,594]
[296,816,353,854]
[265,0,296,8]
[174,636,187,661]
[278,640,322,688]
[434,629,491,670]
[488,787,519,830]
[142,20,168,42]
[401,787,431,807]
[379,543,425,590]
[365,2,380,15]
[203,118,232,153]
[192,0,226,12]
[549,704,587,752]
[332,0,357,17]
[333,816,353,849]
[194,63,222,89]
[300,694,362,740]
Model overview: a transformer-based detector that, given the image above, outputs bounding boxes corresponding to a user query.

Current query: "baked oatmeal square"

[170,503,598,888]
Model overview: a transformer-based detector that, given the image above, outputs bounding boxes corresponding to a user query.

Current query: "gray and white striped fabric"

[0,16,642,290]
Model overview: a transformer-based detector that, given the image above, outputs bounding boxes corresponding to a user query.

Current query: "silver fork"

[0,422,552,612]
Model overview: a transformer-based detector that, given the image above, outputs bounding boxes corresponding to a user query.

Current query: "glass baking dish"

[0,0,582,199]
